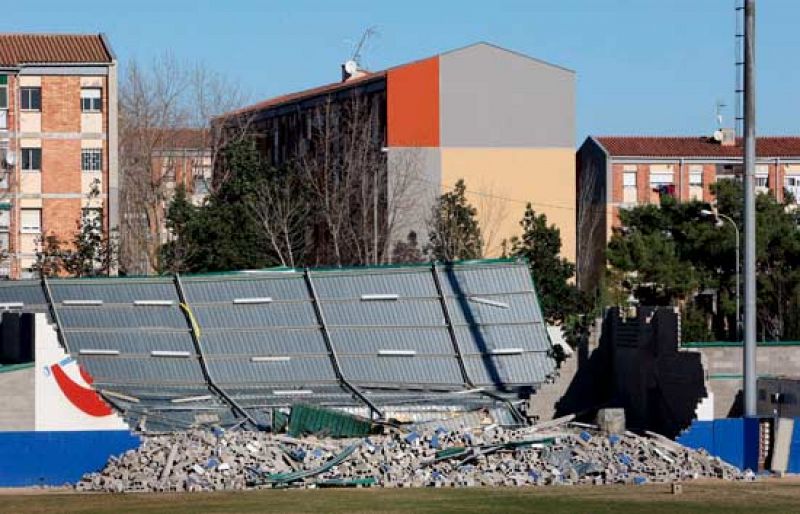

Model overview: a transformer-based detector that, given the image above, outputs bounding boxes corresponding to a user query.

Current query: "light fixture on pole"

[700,209,741,340]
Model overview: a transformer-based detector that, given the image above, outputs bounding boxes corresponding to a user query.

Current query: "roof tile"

[0,34,112,66]
[595,136,800,158]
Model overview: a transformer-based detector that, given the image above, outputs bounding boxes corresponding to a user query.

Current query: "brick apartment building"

[118,128,213,275]
[0,33,118,279]
[576,134,800,292]
[152,128,212,242]
[222,42,576,262]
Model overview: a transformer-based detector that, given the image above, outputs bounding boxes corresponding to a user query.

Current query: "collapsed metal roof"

[0,260,556,431]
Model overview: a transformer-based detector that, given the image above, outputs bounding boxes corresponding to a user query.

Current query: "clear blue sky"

[5,0,799,144]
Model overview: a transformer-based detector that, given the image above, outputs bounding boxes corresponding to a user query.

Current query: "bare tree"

[118,54,252,274]
[575,157,606,292]
[471,181,510,257]
[248,170,309,268]
[291,95,425,266]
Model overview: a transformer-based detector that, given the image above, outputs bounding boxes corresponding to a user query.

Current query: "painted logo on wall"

[44,356,112,417]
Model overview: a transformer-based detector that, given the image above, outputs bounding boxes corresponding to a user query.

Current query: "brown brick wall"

[41,139,80,194]
[611,163,624,203]
[42,198,81,245]
[41,76,80,132]
[702,164,715,202]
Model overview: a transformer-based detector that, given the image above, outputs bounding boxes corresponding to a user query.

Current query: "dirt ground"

[2,478,800,514]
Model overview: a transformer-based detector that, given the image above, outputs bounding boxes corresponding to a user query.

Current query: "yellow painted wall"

[440,147,576,261]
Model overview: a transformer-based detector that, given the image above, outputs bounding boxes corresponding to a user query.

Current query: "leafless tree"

[118,53,252,274]
[292,95,424,266]
[248,170,309,268]
[575,157,606,292]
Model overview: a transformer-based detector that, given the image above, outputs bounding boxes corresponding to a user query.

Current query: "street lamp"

[700,209,741,340]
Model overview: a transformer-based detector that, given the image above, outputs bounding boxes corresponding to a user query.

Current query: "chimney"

[341,60,367,82]
[713,128,737,146]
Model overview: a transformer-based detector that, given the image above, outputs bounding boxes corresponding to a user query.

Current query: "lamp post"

[701,209,741,340]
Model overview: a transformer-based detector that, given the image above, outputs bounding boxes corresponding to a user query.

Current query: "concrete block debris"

[76,422,750,492]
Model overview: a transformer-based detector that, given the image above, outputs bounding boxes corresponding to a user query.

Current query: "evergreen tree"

[392,231,425,264]
[608,179,800,341]
[427,179,483,261]
[508,204,585,325]
[161,139,277,273]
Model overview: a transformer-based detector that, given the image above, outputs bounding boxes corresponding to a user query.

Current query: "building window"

[0,209,9,231]
[20,208,41,234]
[623,171,637,203]
[785,174,800,202]
[0,75,7,109]
[0,232,8,253]
[20,87,41,111]
[80,88,102,112]
[161,157,176,181]
[689,166,703,201]
[21,148,41,172]
[649,165,675,200]
[755,164,769,193]
[0,76,7,130]
[82,208,102,235]
[193,176,209,195]
[81,149,102,172]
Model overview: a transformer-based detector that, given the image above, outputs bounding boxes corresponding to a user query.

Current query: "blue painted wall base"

[0,431,141,486]
[677,417,760,471]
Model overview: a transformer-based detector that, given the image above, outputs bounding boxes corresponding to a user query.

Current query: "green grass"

[2,480,800,514]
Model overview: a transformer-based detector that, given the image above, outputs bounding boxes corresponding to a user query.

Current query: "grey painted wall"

[439,43,575,148]
[0,367,34,431]
[387,147,441,255]
[691,345,800,419]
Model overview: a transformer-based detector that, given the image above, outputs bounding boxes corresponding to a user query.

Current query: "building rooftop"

[0,33,113,67]
[221,42,570,119]
[593,136,800,159]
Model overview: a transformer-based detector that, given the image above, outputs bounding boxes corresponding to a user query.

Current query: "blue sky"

[5,0,799,143]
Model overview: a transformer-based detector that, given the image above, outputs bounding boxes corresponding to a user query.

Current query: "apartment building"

[153,129,212,240]
[0,33,118,279]
[222,42,575,262]
[576,134,800,292]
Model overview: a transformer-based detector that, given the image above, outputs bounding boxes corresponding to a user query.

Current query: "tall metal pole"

[742,0,757,417]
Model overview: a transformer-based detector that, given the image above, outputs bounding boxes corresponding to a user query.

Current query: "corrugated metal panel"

[202,329,328,355]
[463,353,554,387]
[340,356,464,386]
[182,275,309,303]
[452,324,551,354]
[437,264,534,296]
[81,356,207,384]
[68,330,195,354]
[312,269,437,299]
[446,294,541,325]
[320,299,444,326]
[329,327,454,355]
[191,303,318,328]
[0,281,48,308]
[57,306,187,329]
[49,279,178,304]
[208,356,338,383]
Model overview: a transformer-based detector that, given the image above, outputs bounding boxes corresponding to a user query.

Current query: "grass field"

[2,479,800,514]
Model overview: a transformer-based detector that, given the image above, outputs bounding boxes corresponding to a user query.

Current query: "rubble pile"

[77,420,750,492]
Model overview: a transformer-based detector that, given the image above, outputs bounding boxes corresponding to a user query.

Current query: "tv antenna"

[715,100,727,128]
[350,27,377,67]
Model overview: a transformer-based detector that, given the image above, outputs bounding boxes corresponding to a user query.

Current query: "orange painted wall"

[387,57,439,147]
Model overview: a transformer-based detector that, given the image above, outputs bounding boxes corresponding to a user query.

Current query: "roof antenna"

[342,27,377,81]
[350,26,377,67]
[715,100,727,128]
